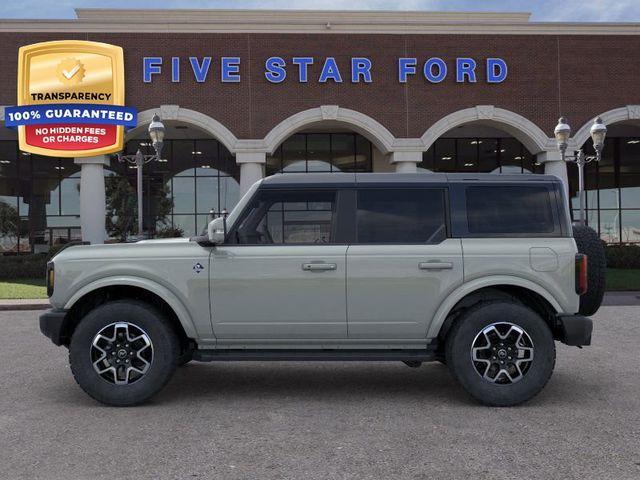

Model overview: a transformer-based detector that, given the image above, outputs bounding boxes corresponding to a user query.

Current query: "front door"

[346,187,463,339]
[210,188,348,340]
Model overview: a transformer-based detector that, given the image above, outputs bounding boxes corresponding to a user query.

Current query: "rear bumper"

[556,314,593,346]
[39,308,68,346]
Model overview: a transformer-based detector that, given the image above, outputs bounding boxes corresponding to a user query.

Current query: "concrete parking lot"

[0,308,639,480]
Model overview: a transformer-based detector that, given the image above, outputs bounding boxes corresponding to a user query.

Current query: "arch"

[263,105,396,155]
[420,105,553,154]
[572,105,640,148]
[127,106,239,154]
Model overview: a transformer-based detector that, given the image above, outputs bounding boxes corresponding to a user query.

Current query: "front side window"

[466,186,555,235]
[356,188,447,243]
[234,190,336,244]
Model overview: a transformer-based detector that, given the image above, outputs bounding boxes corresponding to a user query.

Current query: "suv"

[39,173,600,407]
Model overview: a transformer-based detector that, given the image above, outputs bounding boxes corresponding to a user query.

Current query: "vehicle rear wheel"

[69,300,179,406]
[572,224,606,316]
[445,301,555,407]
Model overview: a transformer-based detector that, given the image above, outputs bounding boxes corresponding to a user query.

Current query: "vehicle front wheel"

[69,300,179,406]
[445,301,556,407]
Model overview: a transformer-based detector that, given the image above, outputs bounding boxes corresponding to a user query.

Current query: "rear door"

[346,187,463,340]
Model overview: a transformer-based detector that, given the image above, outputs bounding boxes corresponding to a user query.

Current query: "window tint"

[235,190,335,244]
[356,189,447,243]
[466,186,555,234]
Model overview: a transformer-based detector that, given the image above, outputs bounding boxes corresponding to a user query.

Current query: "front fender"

[63,276,198,339]
[426,275,564,339]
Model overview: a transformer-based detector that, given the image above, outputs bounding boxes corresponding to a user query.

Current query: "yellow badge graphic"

[5,40,136,158]
[56,58,85,85]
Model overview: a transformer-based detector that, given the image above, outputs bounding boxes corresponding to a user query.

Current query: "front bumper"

[39,308,69,346]
[556,314,593,346]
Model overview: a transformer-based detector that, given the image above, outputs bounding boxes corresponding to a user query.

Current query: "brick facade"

[0,31,638,140]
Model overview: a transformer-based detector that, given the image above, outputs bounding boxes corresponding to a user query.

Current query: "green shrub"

[155,226,185,238]
[0,244,73,280]
[0,254,48,280]
[605,244,640,269]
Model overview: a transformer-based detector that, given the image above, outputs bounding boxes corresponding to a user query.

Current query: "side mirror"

[208,217,226,244]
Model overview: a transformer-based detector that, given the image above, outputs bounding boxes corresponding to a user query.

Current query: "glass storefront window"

[0,141,18,177]
[196,176,219,214]
[172,214,196,237]
[620,137,640,208]
[355,134,373,172]
[4,132,640,249]
[599,209,620,243]
[569,136,640,243]
[621,210,640,243]
[267,133,373,174]
[220,176,240,212]
[172,177,196,214]
[266,146,282,176]
[478,139,499,172]
[500,138,525,173]
[306,134,331,172]
[60,176,80,215]
[434,138,456,172]
[420,146,435,171]
[456,138,478,170]
[331,134,354,172]
[173,140,195,177]
[282,134,306,173]
[420,136,532,174]
[102,138,240,241]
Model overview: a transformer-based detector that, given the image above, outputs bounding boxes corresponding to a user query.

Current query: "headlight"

[46,262,55,297]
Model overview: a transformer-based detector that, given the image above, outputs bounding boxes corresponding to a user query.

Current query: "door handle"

[302,263,337,271]
[419,261,453,270]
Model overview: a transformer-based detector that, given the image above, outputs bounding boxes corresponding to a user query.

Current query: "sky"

[0,0,639,22]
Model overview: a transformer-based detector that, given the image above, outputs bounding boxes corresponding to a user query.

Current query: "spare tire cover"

[572,224,606,316]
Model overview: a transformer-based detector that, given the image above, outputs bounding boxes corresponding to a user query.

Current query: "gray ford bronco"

[39,173,604,407]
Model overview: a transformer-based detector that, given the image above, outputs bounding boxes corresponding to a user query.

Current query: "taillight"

[575,254,588,295]
[46,262,55,297]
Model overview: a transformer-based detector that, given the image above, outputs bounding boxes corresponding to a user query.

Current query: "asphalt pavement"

[0,308,639,480]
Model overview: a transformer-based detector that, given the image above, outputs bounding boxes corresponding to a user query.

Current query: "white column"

[537,151,570,213]
[390,151,422,173]
[74,155,109,244]
[237,152,266,196]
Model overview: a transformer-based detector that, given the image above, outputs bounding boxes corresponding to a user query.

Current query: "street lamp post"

[554,116,607,225]
[117,114,166,238]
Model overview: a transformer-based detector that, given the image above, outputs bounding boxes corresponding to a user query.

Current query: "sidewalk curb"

[0,300,50,311]
[602,291,640,306]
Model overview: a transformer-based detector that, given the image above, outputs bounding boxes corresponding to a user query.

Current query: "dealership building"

[0,8,640,252]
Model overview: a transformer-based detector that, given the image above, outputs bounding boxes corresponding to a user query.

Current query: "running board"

[192,348,437,362]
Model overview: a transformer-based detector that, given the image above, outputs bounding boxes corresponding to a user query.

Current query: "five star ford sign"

[4,40,137,157]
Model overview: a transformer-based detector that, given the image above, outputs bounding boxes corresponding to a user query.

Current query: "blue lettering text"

[265,56,287,83]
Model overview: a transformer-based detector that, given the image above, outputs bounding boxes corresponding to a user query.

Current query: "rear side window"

[466,186,555,235]
[356,188,447,243]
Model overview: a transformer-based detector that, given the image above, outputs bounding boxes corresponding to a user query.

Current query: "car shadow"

[154,361,476,406]
[49,361,597,409]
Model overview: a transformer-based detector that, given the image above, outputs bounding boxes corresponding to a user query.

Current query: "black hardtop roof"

[260,172,561,188]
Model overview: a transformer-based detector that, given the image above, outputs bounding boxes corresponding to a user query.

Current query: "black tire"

[445,301,556,407]
[69,300,180,406]
[572,224,606,316]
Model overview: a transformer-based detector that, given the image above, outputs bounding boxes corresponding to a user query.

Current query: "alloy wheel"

[90,322,154,385]
[470,322,534,384]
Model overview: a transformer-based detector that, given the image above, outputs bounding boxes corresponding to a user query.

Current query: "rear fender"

[427,275,563,339]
